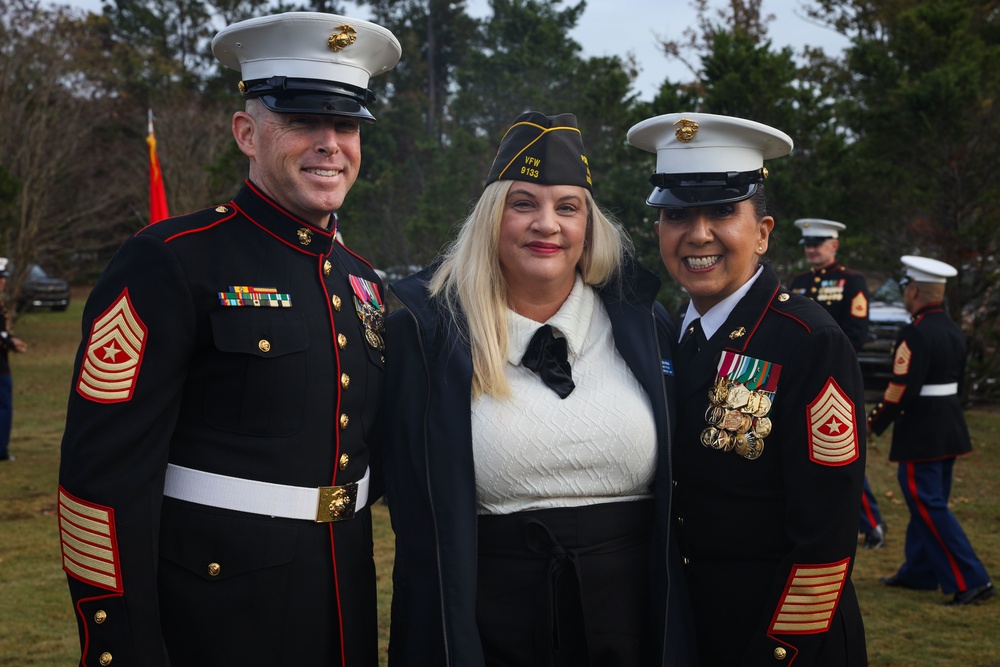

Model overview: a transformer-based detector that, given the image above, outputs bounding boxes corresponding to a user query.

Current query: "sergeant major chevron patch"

[76,288,147,404]
[806,378,859,466]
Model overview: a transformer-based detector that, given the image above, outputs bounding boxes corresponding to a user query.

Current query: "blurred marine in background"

[0,257,28,463]
[790,218,887,550]
[869,255,995,606]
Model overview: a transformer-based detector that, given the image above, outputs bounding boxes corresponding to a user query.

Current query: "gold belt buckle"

[316,482,358,522]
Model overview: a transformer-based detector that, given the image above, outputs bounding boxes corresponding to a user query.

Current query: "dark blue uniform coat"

[791,262,883,536]
[673,265,867,665]
[58,182,384,666]
[790,262,869,351]
[382,260,696,667]
[868,303,972,461]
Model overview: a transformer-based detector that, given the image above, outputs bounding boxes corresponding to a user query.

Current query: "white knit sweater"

[471,276,657,515]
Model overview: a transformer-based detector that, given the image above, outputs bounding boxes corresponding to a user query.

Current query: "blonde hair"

[429,179,632,398]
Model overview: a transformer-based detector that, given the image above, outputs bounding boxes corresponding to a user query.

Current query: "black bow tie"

[521,325,575,399]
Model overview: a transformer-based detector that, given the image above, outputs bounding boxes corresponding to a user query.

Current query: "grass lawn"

[1,288,997,665]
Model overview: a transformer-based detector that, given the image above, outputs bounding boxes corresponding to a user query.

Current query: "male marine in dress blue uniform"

[57,13,400,666]
[789,218,887,549]
[869,255,995,606]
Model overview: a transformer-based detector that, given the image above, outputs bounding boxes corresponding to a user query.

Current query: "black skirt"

[476,500,654,667]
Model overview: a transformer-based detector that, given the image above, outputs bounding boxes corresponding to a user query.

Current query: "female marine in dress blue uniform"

[629,113,868,665]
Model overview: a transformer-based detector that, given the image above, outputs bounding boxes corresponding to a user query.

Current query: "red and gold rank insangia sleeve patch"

[76,288,148,404]
[58,487,123,592]
[768,559,850,635]
[806,378,859,466]
[893,341,912,376]
[850,292,868,318]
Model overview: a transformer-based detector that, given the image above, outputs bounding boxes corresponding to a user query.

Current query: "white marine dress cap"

[627,112,793,208]
[795,218,846,244]
[212,12,402,122]
[901,255,958,284]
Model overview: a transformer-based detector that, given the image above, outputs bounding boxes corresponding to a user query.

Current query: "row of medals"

[355,297,385,351]
[701,377,772,460]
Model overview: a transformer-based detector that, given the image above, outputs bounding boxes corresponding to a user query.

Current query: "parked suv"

[17,264,70,312]
[858,279,910,396]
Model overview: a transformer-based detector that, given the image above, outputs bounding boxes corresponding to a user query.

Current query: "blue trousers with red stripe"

[893,458,990,594]
[859,476,884,534]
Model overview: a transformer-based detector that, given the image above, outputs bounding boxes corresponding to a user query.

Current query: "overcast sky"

[62,0,851,100]
[451,0,852,99]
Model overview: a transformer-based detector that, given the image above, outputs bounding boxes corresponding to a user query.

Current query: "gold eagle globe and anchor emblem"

[673,118,699,142]
[328,25,358,52]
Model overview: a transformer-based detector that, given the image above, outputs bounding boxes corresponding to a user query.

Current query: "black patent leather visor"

[645,170,763,208]
[243,77,377,122]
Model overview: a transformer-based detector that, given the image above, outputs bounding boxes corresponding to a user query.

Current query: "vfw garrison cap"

[795,218,846,245]
[212,12,402,122]
[485,112,593,192]
[901,255,957,284]
[627,112,793,208]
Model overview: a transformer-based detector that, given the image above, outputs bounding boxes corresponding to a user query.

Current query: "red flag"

[147,109,169,224]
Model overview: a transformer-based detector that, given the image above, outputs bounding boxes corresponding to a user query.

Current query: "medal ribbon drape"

[147,109,169,224]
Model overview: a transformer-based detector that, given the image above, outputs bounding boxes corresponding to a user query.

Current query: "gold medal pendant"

[705,405,724,426]
[364,327,384,351]
[732,432,750,457]
[720,409,744,431]
[710,377,730,404]
[753,393,772,418]
[742,391,762,415]
[713,429,732,451]
[752,416,772,438]
[744,437,764,460]
[726,383,751,409]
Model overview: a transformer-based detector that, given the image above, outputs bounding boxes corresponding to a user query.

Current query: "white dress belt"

[919,382,958,397]
[163,464,370,523]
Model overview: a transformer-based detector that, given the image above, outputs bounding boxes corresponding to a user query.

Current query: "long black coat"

[867,303,972,462]
[58,182,384,667]
[382,259,696,667]
[673,265,867,665]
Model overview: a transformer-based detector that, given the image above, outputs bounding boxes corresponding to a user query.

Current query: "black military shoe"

[863,523,887,550]
[945,582,996,606]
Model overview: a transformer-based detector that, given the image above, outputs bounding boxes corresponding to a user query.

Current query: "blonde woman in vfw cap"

[58,13,399,666]
[383,111,697,667]
[629,112,868,665]
[869,255,995,606]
